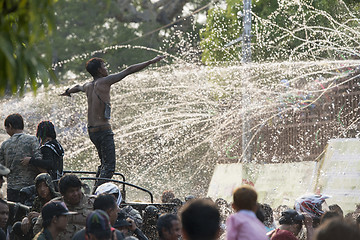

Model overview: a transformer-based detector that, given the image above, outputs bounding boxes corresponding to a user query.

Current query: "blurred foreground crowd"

[0,169,359,240]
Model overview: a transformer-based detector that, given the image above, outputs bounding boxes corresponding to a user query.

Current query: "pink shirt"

[226,210,268,240]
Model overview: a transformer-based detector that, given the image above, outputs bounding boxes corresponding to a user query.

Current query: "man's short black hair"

[58,174,82,195]
[156,213,179,238]
[180,199,220,240]
[86,57,105,78]
[4,113,24,130]
[93,194,117,212]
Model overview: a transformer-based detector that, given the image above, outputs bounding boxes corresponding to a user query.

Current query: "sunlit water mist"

[0,59,359,201]
[1,0,360,202]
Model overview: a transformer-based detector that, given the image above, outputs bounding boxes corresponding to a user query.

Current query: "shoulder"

[72,228,85,240]
[20,134,38,142]
[271,229,297,240]
[114,229,125,239]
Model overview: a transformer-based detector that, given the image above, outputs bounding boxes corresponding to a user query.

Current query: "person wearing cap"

[33,174,95,240]
[85,210,112,240]
[0,163,10,198]
[268,209,313,240]
[0,113,42,202]
[114,211,148,240]
[33,201,77,240]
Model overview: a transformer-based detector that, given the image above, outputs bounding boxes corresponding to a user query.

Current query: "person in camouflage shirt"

[0,113,42,202]
[33,174,95,240]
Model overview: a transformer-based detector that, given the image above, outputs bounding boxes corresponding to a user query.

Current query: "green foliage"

[50,0,168,80]
[199,1,242,65]
[0,0,57,95]
[200,0,360,64]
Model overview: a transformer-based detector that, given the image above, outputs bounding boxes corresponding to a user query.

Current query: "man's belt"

[88,124,111,133]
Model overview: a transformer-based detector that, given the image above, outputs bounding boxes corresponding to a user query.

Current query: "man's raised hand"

[150,55,165,64]
[59,88,71,97]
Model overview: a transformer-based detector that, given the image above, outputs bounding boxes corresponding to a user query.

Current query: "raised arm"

[101,55,165,86]
[59,84,85,97]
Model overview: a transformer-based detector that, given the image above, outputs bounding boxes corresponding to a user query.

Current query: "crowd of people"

[0,169,359,240]
[0,107,359,239]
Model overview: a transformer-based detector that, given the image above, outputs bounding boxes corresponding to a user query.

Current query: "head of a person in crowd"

[86,210,112,240]
[58,174,83,206]
[180,198,220,240]
[41,201,76,231]
[161,190,175,203]
[170,198,183,213]
[328,204,343,218]
[273,204,290,223]
[0,164,10,189]
[320,210,342,225]
[278,209,304,237]
[261,203,274,228]
[36,121,56,144]
[256,203,265,223]
[157,213,182,240]
[113,211,131,233]
[143,205,159,225]
[94,182,122,206]
[356,215,360,228]
[35,173,56,201]
[4,113,24,136]
[185,195,195,202]
[314,218,360,240]
[93,194,119,226]
[232,185,258,212]
[294,194,330,228]
[0,199,9,229]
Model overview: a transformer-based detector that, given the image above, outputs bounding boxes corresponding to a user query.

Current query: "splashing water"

[0,1,360,202]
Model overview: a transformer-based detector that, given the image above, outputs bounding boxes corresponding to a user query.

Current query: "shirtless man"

[60,56,165,188]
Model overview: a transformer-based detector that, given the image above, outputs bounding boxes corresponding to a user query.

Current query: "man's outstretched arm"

[59,84,85,97]
[101,55,165,86]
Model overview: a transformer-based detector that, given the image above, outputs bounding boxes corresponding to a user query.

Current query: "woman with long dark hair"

[22,121,64,181]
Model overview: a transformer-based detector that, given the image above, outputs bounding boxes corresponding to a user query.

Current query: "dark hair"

[180,199,220,240]
[161,190,175,203]
[261,203,274,227]
[4,113,24,130]
[58,174,82,195]
[320,211,341,224]
[36,121,56,142]
[42,218,52,228]
[256,203,265,223]
[328,204,343,217]
[156,213,179,238]
[86,58,105,78]
[233,185,257,211]
[0,198,7,207]
[94,194,117,212]
[314,219,360,240]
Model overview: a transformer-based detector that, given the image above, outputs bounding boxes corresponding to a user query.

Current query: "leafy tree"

[51,0,211,81]
[0,0,57,95]
[200,0,360,64]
